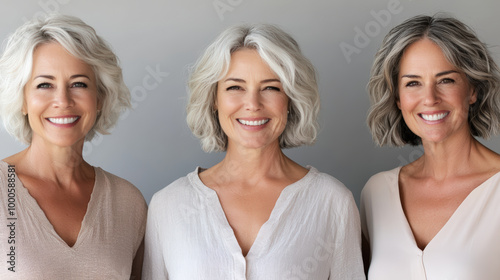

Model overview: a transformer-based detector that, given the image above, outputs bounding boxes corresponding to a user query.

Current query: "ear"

[395,91,401,109]
[96,93,103,111]
[469,88,477,105]
[22,101,27,116]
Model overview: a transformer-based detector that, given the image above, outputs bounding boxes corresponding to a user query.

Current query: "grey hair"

[367,14,500,146]
[0,14,130,144]
[187,23,320,152]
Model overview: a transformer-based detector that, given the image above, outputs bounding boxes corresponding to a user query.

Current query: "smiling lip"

[237,118,270,126]
[419,111,449,122]
[46,116,80,127]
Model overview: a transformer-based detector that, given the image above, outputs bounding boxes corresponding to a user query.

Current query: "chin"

[45,137,86,149]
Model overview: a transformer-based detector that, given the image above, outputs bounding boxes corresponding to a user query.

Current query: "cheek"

[396,93,417,112]
[24,95,46,112]
[275,95,289,112]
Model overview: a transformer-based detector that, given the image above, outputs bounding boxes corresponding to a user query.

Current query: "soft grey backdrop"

[1,0,499,206]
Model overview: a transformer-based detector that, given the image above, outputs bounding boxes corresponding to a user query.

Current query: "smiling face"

[397,38,477,145]
[216,48,289,152]
[23,42,99,149]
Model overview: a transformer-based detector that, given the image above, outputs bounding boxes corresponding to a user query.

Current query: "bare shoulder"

[197,165,218,188]
[286,161,309,183]
[475,143,500,175]
[2,150,29,176]
[2,151,24,166]
[399,157,424,181]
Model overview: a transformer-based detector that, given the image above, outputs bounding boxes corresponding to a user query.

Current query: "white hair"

[187,23,320,152]
[0,14,130,144]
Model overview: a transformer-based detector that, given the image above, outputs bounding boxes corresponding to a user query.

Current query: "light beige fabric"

[361,167,500,280]
[0,161,147,279]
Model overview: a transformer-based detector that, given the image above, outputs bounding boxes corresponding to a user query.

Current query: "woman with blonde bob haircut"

[0,14,146,279]
[0,15,130,143]
[144,23,364,280]
[361,14,500,279]
[186,24,320,152]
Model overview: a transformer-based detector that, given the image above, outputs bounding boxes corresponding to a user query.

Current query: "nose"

[53,86,74,108]
[245,88,263,111]
[423,85,440,106]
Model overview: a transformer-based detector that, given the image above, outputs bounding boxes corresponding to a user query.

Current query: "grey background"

[0,0,499,206]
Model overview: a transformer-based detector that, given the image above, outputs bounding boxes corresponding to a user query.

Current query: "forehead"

[223,48,279,79]
[31,42,94,77]
[399,38,458,74]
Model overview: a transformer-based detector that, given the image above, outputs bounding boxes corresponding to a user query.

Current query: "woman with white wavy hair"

[0,14,146,279]
[143,23,364,280]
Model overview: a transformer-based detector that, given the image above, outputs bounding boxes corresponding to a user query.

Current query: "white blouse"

[143,166,364,280]
[361,167,500,280]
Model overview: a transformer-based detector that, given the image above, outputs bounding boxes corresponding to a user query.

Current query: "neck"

[13,137,92,187]
[213,141,302,186]
[419,132,482,179]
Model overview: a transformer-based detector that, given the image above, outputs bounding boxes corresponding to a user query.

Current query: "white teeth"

[421,112,448,121]
[48,117,79,124]
[238,119,269,126]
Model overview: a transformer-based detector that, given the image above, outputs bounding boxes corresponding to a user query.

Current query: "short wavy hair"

[187,23,320,152]
[367,14,500,146]
[0,14,130,144]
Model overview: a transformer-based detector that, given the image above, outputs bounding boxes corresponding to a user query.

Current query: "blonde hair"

[0,14,130,143]
[187,23,320,152]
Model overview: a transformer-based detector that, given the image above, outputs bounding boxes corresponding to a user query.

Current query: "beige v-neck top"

[0,161,147,279]
[143,166,365,280]
[361,167,500,280]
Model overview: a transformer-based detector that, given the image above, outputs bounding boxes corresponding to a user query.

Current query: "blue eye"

[37,83,52,89]
[226,85,241,91]
[264,86,281,91]
[72,82,88,88]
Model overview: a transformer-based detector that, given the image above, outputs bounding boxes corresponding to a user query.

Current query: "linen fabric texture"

[143,166,365,280]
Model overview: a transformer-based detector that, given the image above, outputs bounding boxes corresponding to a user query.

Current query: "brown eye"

[440,78,455,84]
[405,81,419,87]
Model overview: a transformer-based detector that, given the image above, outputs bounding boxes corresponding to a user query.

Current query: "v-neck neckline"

[3,161,100,250]
[190,166,315,260]
[393,166,500,252]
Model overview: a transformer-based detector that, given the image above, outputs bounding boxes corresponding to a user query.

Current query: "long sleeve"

[142,195,168,280]
[330,193,366,280]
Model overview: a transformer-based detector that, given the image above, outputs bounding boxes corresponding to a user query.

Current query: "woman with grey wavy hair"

[0,14,146,279]
[361,14,500,279]
[143,23,364,279]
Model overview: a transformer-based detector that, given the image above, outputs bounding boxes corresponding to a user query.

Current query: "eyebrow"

[222,78,281,83]
[34,74,91,80]
[400,70,459,79]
